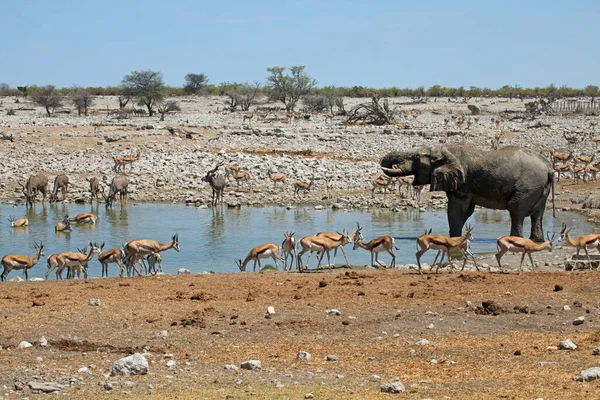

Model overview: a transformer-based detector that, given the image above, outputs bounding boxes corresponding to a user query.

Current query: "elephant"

[380,145,555,242]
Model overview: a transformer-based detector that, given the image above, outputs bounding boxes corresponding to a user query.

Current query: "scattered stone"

[367,374,381,382]
[224,364,239,370]
[415,338,430,346]
[593,347,600,356]
[430,358,438,364]
[305,394,315,399]
[319,280,327,288]
[326,355,338,361]
[326,309,341,316]
[39,336,48,347]
[475,300,503,315]
[178,268,191,275]
[380,382,406,393]
[505,291,512,296]
[574,367,600,382]
[573,316,585,326]
[240,360,261,370]
[123,323,132,329]
[267,306,275,314]
[166,360,177,369]
[18,341,32,349]
[559,339,577,350]
[156,330,169,338]
[563,305,571,311]
[111,353,149,376]
[78,366,91,374]
[88,298,101,306]
[9,276,24,282]
[28,381,64,393]
[514,350,522,356]
[427,323,434,329]
[335,374,344,379]
[297,351,312,361]
[538,361,558,366]
[554,285,563,292]
[122,381,135,388]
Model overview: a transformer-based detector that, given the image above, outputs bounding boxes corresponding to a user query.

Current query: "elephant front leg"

[447,194,475,237]
[528,209,545,243]
[508,208,525,238]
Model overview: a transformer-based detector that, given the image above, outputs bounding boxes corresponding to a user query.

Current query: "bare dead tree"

[156,100,181,121]
[202,162,226,206]
[345,95,395,125]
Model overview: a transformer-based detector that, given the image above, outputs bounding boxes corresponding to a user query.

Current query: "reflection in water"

[0,203,595,279]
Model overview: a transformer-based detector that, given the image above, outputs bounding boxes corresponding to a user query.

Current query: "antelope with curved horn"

[113,150,140,173]
[281,232,297,271]
[68,213,98,224]
[352,224,398,268]
[55,215,71,232]
[415,225,474,274]
[558,223,600,269]
[147,253,163,275]
[495,232,555,274]
[268,171,286,187]
[202,162,226,206]
[8,215,28,227]
[236,242,284,272]
[231,168,251,190]
[1,242,44,281]
[61,242,101,279]
[95,243,126,278]
[315,224,362,267]
[294,178,314,198]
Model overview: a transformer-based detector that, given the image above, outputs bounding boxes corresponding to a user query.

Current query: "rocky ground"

[1,96,600,398]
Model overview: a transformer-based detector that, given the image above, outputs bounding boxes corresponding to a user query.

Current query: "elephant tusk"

[381,166,405,177]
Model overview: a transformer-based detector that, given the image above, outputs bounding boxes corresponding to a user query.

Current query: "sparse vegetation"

[346,95,395,125]
[30,85,63,117]
[121,70,166,117]
[156,100,181,121]
[70,87,95,116]
[265,66,316,112]
[467,104,480,115]
[6,108,15,116]
[184,73,209,95]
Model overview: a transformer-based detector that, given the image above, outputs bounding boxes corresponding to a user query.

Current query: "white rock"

[367,374,381,382]
[88,298,101,306]
[296,351,311,361]
[305,394,315,399]
[326,309,341,315]
[573,316,585,325]
[178,268,191,274]
[593,347,600,356]
[240,360,261,370]
[9,276,24,282]
[111,353,149,376]
[224,364,238,370]
[18,341,32,349]
[559,339,577,350]
[29,277,45,281]
[39,336,48,347]
[267,306,275,314]
[166,360,177,369]
[415,338,430,346]
[427,323,434,329]
[78,366,92,374]
[28,381,64,393]
[156,330,169,338]
[430,358,438,364]
[380,382,406,393]
[562,305,571,311]
[574,367,600,382]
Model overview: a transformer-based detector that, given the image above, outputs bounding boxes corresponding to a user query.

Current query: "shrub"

[6,108,15,116]
[467,105,480,115]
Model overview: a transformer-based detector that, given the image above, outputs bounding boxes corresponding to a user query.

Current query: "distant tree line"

[1,67,598,117]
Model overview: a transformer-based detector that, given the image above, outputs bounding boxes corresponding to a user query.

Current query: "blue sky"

[0,0,597,89]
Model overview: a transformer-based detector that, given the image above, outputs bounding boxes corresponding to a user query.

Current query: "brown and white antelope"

[231,169,251,190]
[55,215,71,232]
[147,253,163,274]
[236,242,284,272]
[53,243,100,280]
[69,213,98,224]
[113,150,140,173]
[559,223,600,269]
[294,178,314,198]
[574,153,595,167]
[124,234,180,276]
[415,225,474,274]
[1,242,44,281]
[297,229,352,271]
[551,149,574,165]
[242,113,254,124]
[352,225,398,268]
[8,215,28,227]
[495,232,555,274]
[96,243,126,278]
[314,225,362,267]
[281,232,297,271]
[268,171,286,187]
[224,165,241,181]
[325,177,335,199]
[371,176,392,198]
[554,163,572,182]
[49,174,69,202]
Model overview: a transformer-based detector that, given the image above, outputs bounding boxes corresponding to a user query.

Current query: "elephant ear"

[429,148,465,192]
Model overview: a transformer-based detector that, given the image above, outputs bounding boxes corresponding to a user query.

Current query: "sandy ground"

[1,96,600,398]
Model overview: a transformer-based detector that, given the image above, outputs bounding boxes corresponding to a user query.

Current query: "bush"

[467,105,480,115]
[303,95,328,112]
[6,108,15,116]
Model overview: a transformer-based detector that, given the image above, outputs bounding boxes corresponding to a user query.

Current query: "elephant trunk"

[380,152,413,177]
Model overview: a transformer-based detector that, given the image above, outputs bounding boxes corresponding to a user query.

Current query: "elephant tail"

[550,171,556,218]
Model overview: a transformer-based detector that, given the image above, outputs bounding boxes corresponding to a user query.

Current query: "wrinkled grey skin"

[380,145,554,242]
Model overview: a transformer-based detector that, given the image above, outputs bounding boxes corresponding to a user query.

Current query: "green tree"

[265,66,316,111]
[70,86,94,116]
[121,70,165,116]
[31,85,63,117]
[184,73,209,95]
[585,85,600,102]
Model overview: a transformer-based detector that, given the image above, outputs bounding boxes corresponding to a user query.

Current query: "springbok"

[352,226,398,268]
[242,114,254,124]
[558,223,600,269]
[95,243,126,278]
[8,215,28,227]
[69,213,98,224]
[147,253,163,274]
[415,225,474,274]
[224,165,241,181]
[371,176,391,198]
[495,232,555,274]
[49,174,69,202]
[124,234,180,276]
[59,242,100,279]
[1,242,44,281]
[113,150,140,173]
[231,169,251,190]
[268,171,286,187]
[236,243,284,272]
[294,178,314,198]
[281,232,297,271]
[297,229,351,271]
[314,225,362,267]
[325,177,335,199]
[55,215,71,232]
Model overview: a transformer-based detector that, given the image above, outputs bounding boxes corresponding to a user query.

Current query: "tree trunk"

[146,103,153,117]
[45,107,51,117]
